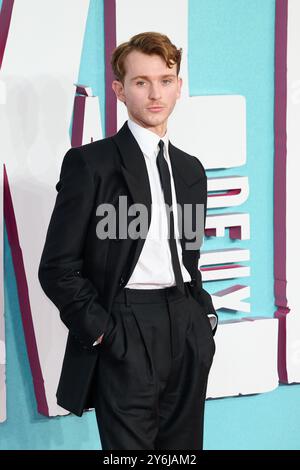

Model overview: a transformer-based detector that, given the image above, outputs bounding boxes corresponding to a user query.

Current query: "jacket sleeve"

[191,156,218,336]
[38,147,113,349]
[194,267,218,336]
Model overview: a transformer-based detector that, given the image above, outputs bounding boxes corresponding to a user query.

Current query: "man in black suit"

[38,31,218,450]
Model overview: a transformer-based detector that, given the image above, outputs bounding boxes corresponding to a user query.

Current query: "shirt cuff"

[93,333,103,346]
[207,314,218,330]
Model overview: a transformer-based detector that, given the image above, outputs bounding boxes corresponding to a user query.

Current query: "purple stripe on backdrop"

[76,85,89,96]
[0,0,14,70]
[71,95,86,147]
[104,0,117,137]
[1,0,49,416]
[3,165,49,416]
[274,0,289,383]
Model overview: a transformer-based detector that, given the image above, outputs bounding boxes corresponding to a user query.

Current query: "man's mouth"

[147,106,164,112]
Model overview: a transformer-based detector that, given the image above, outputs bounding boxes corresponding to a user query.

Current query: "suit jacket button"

[119,276,125,286]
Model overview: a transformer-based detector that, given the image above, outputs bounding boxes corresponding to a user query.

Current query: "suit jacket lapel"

[112,121,152,279]
[168,141,206,255]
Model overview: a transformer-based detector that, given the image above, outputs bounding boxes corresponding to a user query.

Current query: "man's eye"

[136,79,172,86]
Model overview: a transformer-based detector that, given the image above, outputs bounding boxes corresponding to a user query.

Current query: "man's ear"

[112,79,126,104]
[176,76,182,100]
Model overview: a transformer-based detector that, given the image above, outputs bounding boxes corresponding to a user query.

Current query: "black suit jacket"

[38,120,218,417]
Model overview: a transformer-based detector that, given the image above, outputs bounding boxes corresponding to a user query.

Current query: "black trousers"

[92,281,216,450]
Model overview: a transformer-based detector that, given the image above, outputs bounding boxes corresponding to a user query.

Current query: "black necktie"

[156,139,185,294]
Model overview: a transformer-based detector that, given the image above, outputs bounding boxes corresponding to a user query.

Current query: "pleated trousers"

[92,281,216,450]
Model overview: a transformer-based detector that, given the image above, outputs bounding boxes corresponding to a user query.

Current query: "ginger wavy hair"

[111,31,182,84]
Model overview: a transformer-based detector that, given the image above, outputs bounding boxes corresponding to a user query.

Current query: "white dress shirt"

[93,118,217,345]
[125,117,191,289]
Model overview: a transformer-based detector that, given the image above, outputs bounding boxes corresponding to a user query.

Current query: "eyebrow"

[130,74,177,81]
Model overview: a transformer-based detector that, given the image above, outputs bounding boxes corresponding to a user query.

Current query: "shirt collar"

[127,117,169,160]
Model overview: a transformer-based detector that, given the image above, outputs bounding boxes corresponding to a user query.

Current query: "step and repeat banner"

[0,0,298,421]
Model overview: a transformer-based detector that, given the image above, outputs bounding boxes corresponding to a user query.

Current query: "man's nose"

[148,84,161,100]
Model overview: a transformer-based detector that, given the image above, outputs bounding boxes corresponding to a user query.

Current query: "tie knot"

[158,139,164,152]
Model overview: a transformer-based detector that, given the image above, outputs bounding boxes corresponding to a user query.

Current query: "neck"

[128,114,167,138]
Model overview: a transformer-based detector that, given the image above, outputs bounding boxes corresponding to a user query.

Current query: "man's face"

[112,50,182,135]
